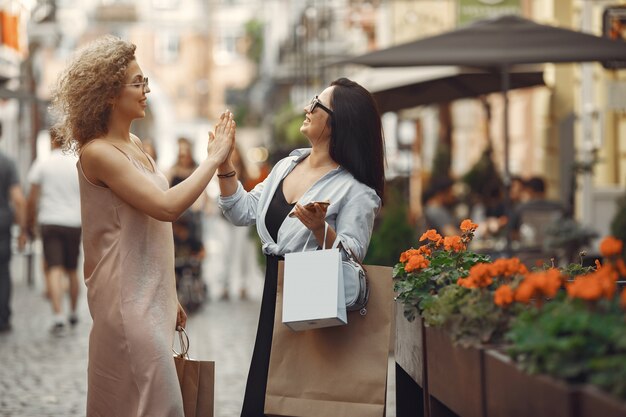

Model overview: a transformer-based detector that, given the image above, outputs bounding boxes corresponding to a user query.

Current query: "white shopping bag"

[282,224,347,331]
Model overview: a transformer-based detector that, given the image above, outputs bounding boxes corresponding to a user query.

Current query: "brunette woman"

[217,78,385,416]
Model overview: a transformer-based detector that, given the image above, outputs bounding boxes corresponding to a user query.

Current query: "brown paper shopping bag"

[264,262,393,417]
[173,327,215,417]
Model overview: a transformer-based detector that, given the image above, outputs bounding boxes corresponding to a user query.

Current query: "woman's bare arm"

[82,113,235,221]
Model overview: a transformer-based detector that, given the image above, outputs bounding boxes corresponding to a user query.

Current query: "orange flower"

[404,254,430,273]
[513,268,563,304]
[465,263,494,288]
[494,285,514,307]
[420,229,442,243]
[567,277,604,301]
[443,236,465,252]
[595,259,602,270]
[566,265,618,301]
[399,248,420,263]
[491,258,528,277]
[417,246,432,257]
[460,219,478,232]
[514,280,535,304]
[599,236,623,257]
[538,268,563,298]
[457,277,478,289]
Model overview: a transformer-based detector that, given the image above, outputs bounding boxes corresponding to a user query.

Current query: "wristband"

[217,170,236,179]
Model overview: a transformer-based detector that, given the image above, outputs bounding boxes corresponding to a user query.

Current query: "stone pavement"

[0,215,396,417]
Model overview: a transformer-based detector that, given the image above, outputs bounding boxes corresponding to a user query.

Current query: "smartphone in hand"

[304,201,330,209]
[288,201,330,217]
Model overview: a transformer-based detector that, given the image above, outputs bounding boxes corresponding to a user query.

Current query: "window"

[155,31,180,64]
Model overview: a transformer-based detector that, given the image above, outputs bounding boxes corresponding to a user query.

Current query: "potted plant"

[395,221,626,417]
[394,220,489,322]
[393,220,493,417]
[485,236,626,417]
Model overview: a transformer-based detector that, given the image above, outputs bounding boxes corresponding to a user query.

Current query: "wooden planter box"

[425,326,485,417]
[394,303,428,417]
[577,384,626,417]
[483,349,577,417]
[394,302,426,387]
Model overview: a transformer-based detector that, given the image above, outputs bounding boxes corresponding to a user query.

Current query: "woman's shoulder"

[129,133,144,148]
[80,138,130,168]
[334,168,372,190]
[268,148,310,174]
[81,138,113,158]
[331,170,380,204]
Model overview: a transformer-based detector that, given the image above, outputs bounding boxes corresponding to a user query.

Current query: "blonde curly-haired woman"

[51,35,235,417]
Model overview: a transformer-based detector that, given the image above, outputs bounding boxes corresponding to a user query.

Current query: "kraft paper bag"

[283,247,347,331]
[173,329,215,417]
[265,262,393,417]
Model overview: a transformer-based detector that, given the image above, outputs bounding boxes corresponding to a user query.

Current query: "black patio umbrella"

[351,65,544,113]
[338,14,626,251]
[341,14,626,67]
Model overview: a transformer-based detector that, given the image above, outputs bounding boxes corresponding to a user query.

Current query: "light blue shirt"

[218,148,381,261]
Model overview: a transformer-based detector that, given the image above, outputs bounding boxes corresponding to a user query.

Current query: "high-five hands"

[208,111,236,164]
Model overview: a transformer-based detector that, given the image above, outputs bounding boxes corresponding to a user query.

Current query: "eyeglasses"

[124,77,149,92]
[307,96,333,116]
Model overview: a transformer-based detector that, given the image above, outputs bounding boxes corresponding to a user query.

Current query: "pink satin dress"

[78,148,183,417]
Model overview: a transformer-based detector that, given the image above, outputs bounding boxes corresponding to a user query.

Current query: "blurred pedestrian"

[27,131,82,335]
[167,137,197,186]
[0,127,28,333]
[50,35,234,416]
[509,175,564,245]
[509,175,526,206]
[173,211,207,311]
[168,137,208,242]
[217,78,384,416]
[218,145,259,301]
[422,176,459,237]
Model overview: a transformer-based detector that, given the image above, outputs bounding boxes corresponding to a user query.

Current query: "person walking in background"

[218,145,260,301]
[27,131,82,335]
[0,127,28,333]
[422,176,460,237]
[217,77,385,416]
[50,35,234,416]
[167,137,198,187]
[168,137,209,248]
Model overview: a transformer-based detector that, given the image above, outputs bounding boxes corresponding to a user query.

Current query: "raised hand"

[208,111,236,164]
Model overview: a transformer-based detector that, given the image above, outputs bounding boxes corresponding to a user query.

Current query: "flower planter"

[577,384,626,417]
[483,349,577,417]
[425,326,485,417]
[394,302,428,417]
[394,302,426,387]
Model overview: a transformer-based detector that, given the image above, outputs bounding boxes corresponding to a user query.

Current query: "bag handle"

[173,326,190,358]
[332,237,364,267]
[302,222,329,252]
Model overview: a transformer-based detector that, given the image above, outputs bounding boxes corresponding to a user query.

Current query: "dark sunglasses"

[307,96,333,116]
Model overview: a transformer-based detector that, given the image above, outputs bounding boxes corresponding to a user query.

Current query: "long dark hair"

[328,78,385,201]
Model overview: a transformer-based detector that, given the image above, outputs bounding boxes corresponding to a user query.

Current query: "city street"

[0,214,396,417]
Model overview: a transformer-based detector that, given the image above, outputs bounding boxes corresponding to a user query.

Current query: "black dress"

[241,178,295,417]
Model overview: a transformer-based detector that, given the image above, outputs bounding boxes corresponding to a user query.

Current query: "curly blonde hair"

[50,35,136,152]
